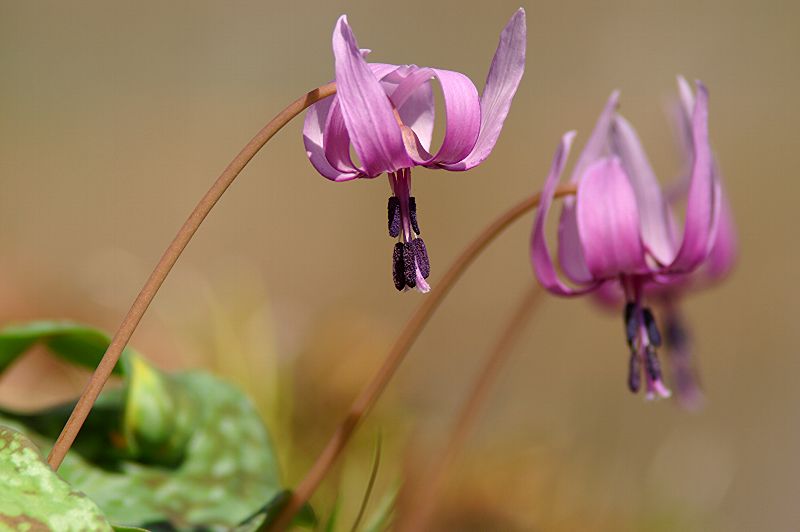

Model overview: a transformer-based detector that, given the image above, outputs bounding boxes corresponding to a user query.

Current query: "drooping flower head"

[304,10,526,292]
[531,79,723,399]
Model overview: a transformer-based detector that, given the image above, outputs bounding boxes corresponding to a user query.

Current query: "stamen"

[623,302,638,347]
[388,197,401,238]
[628,351,641,393]
[412,238,430,279]
[409,196,421,235]
[392,243,405,291]
[402,243,417,288]
[642,308,662,347]
[644,346,663,382]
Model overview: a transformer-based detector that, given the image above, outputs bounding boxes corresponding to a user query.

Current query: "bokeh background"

[1,0,798,530]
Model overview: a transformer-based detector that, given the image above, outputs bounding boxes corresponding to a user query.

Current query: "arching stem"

[266,185,576,530]
[47,82,337,470]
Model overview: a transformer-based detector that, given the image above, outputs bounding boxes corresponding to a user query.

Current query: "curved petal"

[425,68,481,166]
[332,16,412,176]
[576,157,649,278]
[611,114,676,265]
[396,77,435,153]
[444,8,527,171]
[668,82,720,272]
[557,205,593,283]
[303,96,361,181]
[569,90,619,183]
[705,189,736,279]
[531,132,600,296]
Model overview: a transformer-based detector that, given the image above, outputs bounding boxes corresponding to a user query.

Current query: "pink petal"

[332,16,412,176]
[557,206,593,283]
[426,68,481,166]
[530,132,600,296]
[706,191,737,279]
[668,82,720,272]
[611,115,676,266]
[569,91,619,183]
[576,157,649,278]
[444,8,526,171]
[303,96,361,181]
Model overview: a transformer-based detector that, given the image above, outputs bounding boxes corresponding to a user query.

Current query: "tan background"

[1,0,798,530]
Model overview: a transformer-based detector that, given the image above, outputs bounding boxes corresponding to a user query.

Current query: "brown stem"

[267,185,576,530]
[398,285,543,531]
[46,82,338,470]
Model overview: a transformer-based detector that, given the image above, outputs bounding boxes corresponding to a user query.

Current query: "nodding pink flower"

[304,10,526,292]
[531,79,723,399]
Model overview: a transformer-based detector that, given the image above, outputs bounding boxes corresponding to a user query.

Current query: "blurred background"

[1,0,797,530]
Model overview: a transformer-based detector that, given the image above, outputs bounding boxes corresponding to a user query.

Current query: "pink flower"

[304,10,526,292]
[531,80,724,399]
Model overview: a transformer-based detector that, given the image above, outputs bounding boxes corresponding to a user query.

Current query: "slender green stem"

[398,285,543,531]
[47,82,337,470]
[267,185,577,530]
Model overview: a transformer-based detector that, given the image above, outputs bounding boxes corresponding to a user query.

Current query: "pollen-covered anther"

[412,238,430,279]
[644,345,663,383]
[623,302,638,347]
[628,350,642,393]
[392,243,406,291]
[388,197,401,238]
[409,196,421,235]
[402,242,417,289]
[642,307,662,346]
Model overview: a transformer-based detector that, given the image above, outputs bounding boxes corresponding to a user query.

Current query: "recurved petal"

[576,157,649,278]
[332,16,412,176]
[303,96,361,181]
[427,68,481,167]
[443,8,526,171]
[557,204,593,283]
[706,189,737,279]
[569,91,619,183]
[531,132,600,296]
[669,81,720,273]
[611,114,676,265]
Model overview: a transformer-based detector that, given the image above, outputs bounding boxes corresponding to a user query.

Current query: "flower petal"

[569,91,619,183]
[531,132,600,296]
[303,96,361,181]
[668,82,720,272]
[443,8,526,171]
[557,206,593,283]
[332,16,412,176]
[611,114,676,265]
[426,68,481,166]
[706,190,736,279]
[576,157,649,278]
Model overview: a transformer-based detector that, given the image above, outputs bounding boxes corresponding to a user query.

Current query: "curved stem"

[267,185,576,530]
[47,82,337,470]
[398,285,543,531]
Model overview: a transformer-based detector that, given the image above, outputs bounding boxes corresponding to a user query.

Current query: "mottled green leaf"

[0,425,113,531]
[58,371,282,529]
[0,320,285,530]
[0,321,130,375]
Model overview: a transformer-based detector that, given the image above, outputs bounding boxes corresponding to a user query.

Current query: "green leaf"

[0,425,113,531]
[0,321,131,376]
[0,319,286,530]
[361,485,399,532]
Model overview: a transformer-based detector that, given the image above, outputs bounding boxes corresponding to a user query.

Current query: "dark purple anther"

[392,243,405,291]
[409,196,420,235]
[642,308,662,346]
[665,316,688,349]
[628,351,641,393]
[388,197,401,238]
[402,243,417,288]
[644,346,663,382]
[624,302,638,347]
[412,238,430,279]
